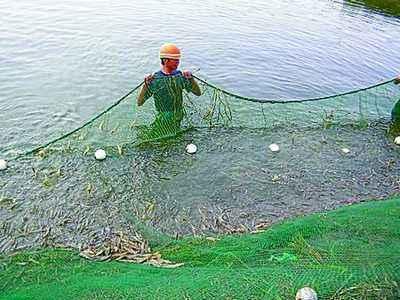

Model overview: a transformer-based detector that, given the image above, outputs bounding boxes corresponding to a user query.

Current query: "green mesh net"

[4,75,398,158]
[1,75,400,298]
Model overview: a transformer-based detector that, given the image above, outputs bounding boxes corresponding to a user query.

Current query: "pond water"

[1,0,400,153]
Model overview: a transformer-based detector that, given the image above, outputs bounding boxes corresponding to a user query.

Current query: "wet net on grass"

[1,198,399,300]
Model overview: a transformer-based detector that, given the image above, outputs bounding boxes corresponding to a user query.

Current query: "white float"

[269,143,280,153]
[394,136,400,145]
[95,149,107,160]
[186,143,197,154]
[295,287,318,300]
[0,159,8,171]
[341,148,350,154]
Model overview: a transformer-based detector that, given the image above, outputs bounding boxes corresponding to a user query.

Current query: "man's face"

[165,58,180,70]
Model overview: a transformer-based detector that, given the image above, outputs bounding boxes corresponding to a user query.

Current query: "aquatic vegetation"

[0,195,16,209]
[352,115,370,129]
[40,167,63,189]
[85,182,94,195]
[36,149,48,159]
[83,145,91,155]
[321,110,336,129]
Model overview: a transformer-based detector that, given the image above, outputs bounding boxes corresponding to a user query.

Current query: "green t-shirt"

[392,98,400,122]
[144,70,193,113]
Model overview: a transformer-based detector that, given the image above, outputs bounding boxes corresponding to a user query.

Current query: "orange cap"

[159,43,181,60]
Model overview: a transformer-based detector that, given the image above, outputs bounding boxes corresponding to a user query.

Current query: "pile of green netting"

[1,198,400,300]
[1,75,400,298]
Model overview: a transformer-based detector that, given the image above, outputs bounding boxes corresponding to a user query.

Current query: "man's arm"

[137,74,154,106]
[137,84,148,106]
[395,75,400,85]
[183,71,201,96]
[189,77,201,96]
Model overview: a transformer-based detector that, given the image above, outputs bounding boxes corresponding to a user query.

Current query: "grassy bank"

[1,198,400,299]
[347,0,400,16]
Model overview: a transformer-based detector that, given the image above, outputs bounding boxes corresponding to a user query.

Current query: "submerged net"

[5,75,399,159]
[1,75,400,298]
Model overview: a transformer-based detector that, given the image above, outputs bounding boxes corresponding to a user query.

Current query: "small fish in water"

[394,136,400,145]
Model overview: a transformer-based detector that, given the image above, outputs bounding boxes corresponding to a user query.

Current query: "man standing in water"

[137,43,201,136]
[387,74,400,137]
[391,75,400,122]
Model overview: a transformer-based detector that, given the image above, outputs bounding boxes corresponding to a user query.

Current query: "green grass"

[1,198,400,299]
[347,0,400,16]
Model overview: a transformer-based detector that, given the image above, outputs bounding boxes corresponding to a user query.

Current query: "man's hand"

[182,70,193,79]
[184,71,201,96]
[144,73,154,86]
[395,75,400,85]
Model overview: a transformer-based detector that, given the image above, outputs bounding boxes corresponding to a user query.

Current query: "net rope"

[6,75,397,161]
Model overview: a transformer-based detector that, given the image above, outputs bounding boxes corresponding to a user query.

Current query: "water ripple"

[0,0,400,151]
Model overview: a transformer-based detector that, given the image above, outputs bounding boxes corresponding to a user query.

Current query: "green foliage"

[347,0,400,16]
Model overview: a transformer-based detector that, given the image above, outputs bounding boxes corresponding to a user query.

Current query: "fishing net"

[1,75,400,298]
[4,75,399,157]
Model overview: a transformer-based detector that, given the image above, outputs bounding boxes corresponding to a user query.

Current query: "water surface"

[1,0,400,153]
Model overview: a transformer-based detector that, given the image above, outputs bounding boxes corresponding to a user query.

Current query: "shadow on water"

[346,0,400,17]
